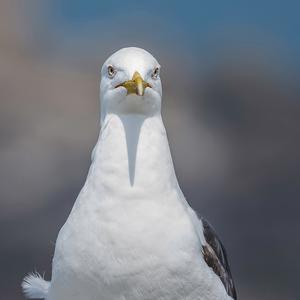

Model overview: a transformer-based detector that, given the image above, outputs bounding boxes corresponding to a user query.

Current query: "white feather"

[22,272,50,299]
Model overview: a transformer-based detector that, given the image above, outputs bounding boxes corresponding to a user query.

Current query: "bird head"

[100,47,162,121]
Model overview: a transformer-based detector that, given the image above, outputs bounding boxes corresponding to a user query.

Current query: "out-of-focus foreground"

[1,1,299,299]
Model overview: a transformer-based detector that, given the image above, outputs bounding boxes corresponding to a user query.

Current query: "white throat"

[87,113,179,201]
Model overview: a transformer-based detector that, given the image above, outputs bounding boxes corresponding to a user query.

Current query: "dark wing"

[201,218,237,299]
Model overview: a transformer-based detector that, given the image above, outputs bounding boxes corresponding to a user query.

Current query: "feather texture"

[22,272,50,299]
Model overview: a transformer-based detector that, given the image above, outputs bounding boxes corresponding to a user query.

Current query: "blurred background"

[1,0,300,299]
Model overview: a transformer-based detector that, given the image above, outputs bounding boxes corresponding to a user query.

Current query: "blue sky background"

[43,0,300,61]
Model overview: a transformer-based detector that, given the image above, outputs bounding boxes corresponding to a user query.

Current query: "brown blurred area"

[1,1,299,300]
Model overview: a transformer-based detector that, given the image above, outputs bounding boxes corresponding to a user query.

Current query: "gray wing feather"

[201,218,237,299]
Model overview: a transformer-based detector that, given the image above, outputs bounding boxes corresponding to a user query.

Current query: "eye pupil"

[108,65,115,77]
[152,67,160,79]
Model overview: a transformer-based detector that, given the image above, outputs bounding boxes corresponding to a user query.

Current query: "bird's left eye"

[152,67,160,79]
[107,65,116,78]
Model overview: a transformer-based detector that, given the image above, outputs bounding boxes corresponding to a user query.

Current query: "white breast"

[47,114,231,300]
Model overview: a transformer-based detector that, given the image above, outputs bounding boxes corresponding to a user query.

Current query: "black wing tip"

[201,218,237,299]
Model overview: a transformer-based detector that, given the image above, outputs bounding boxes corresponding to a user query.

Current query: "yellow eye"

[152,67,160,79]
[107,65,116,78]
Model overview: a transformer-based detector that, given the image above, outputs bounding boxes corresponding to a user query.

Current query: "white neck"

[87,113,180,201]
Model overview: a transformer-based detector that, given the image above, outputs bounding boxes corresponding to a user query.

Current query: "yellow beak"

[116,71,151,96]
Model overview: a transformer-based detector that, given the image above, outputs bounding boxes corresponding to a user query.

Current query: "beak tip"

[118,71,148,96]
[137,87,143,96]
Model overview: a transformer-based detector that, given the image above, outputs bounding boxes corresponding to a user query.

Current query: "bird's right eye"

[107,65,116,78]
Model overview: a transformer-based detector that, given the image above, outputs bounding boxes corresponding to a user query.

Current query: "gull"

[22,47,237,300]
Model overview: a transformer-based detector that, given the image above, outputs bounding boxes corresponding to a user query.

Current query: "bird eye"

[152,67,160,79]
[107,65,116,78]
